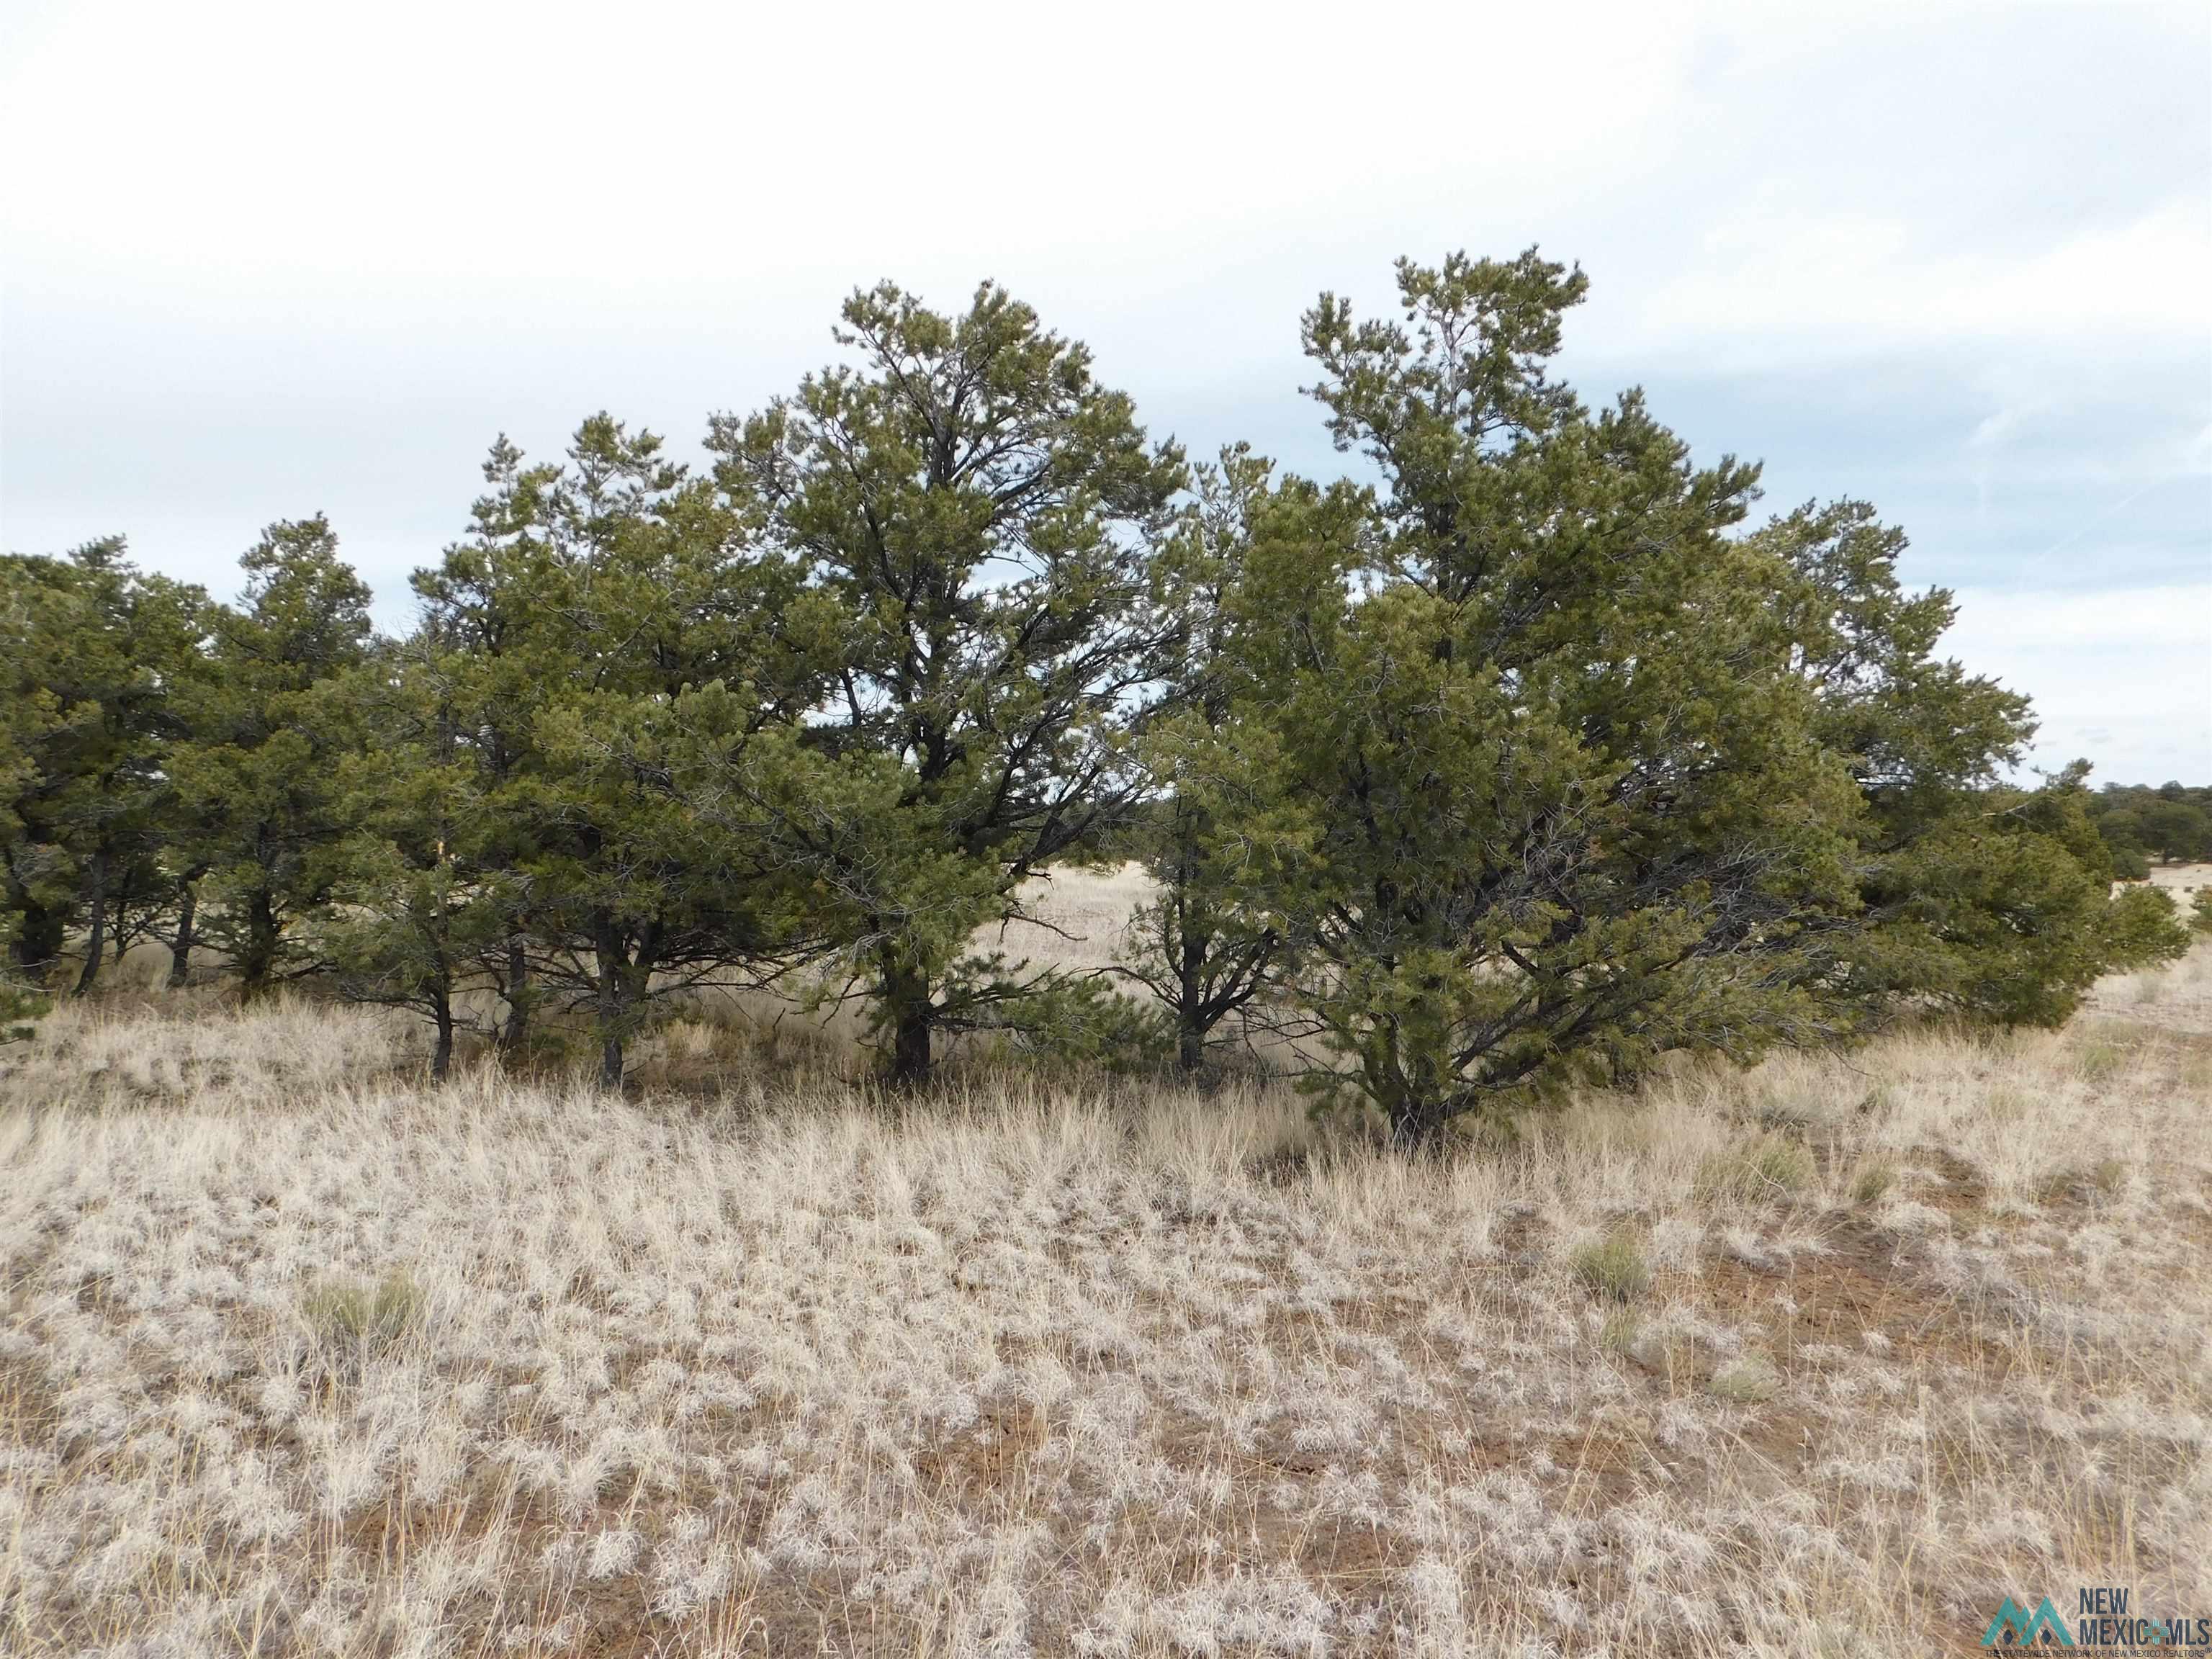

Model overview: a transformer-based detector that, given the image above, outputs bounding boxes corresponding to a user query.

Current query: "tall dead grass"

[2,919,2209,1654]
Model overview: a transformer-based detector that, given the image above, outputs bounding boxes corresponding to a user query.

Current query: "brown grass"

[4,873,2211,1655]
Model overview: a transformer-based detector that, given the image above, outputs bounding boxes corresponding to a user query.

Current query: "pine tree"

[408,435,571,1054]
[1117,446,1295,1071]
[704,281,1187,1084]
[1755,500,2187,1024]
[168,518,373,998]
[315,642,513,1079]
[412,417,827,1087]
[0,539,206,992]
[1211,251,1866,1145]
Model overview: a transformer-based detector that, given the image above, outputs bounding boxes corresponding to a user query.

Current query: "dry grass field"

[4,868,2211,1655]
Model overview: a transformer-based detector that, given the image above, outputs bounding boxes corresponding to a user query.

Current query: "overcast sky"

[4,0,2207,783]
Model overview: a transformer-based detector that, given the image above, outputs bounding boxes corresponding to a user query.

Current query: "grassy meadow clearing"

[4,867,2211,1657]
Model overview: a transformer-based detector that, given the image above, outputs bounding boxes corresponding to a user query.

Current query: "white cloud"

[1945,583,2212,783]
[1631,196,2212,365]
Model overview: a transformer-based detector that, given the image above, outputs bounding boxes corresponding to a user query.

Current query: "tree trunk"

[10,899,66,979]
[1388,1097,1448,1154]
[883,953,932,1088]
[430,992,455,1083]
[73,850,108,997]
[1364,1022,1446,1153]
[1177,927,1207,1071]
[593,912,629,1092]
[891,1002,931,1087]
[238,885,282,1000]
[166,881,198,989]
[498,935,530,1056]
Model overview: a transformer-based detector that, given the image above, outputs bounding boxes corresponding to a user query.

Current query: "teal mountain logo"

[1983,1597,2076,1646]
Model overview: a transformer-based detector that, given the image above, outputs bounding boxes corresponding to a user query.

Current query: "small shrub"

[1570,1230,1651,1304]
[2093,1156,2129,1197]
[989,975,1176,1076]
[1696,1131,1816,1205]
[303,1267,423,1354]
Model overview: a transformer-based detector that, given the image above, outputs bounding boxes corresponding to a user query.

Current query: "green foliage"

[1570,1231,1651,1303]
[989,974,1177,1075]
[1748,503,2189,1032]
[2088,782,2212,866]
[691,279,1187,1085]
[1115,446,1285,1071]
[406,416,832,1087]
[2,249,2187,1111]
[302,1267,424,1355]
[0,875,45,1043]
[168,518,372,997]
[2193,888,2212,935]
[1196,251,1866,1146]
[0,539,207,993]
[1840,768,2188,1026]
[313,642,520,1079]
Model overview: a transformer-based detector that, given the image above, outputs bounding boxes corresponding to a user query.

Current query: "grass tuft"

[1706,1354,1781,1403]
[1696,1130,1817,1204]
[302,1267,424,1354]
[1570,1229,1652,1304]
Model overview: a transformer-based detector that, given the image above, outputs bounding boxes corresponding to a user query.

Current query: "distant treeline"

[3,251,2196,1142]
[2087,783,2212,876]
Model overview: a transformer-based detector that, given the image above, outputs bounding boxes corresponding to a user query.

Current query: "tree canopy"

[0,252,2190,1112]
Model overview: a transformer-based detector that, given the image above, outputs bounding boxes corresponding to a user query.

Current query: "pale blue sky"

[4,0,2207,781]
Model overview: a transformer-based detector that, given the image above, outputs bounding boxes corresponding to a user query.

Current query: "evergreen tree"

[1208,251,1868,1145]
[315,641,513,1079]
[704,281,1186,1084]
[411,416,826,1087]
[0,722,48,1040]
[168,518,373,997]
[0,539,205,992]
[408,435,574,1054]
[1117,446,1293,1071]
[1755,500,2187,1024]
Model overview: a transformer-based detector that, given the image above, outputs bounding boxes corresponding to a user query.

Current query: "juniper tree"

[0,725,46,1040]
[1117,446,1303,1071]
[410,415,827,1087]
[1213,251,1867,1146]
[168,518,373,998]
[705,282,1187,1084]
[315,642,513,1079]
[1755,499,2187,1022]
[0,539,206,991]
[408,435,571,1053]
